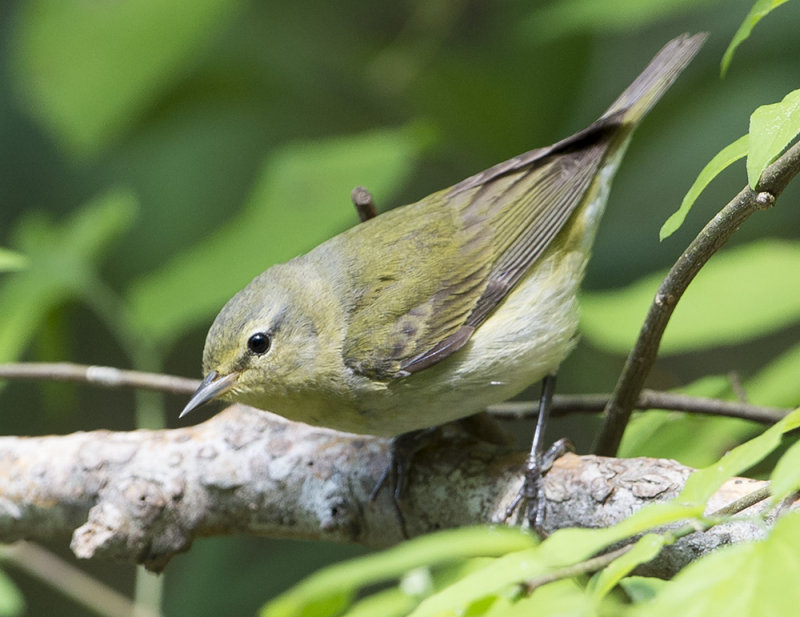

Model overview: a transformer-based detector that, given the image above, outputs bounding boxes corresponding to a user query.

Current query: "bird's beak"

[180,370,239,418]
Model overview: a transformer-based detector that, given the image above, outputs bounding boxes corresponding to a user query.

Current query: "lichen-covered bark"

[0,405,777,573]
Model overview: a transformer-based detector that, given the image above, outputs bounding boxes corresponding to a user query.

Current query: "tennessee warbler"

[182,34,705,437]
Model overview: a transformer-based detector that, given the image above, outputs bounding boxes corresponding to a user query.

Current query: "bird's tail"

[603,32,706,124]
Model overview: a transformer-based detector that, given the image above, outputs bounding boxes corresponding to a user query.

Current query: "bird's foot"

[504,437,574,535]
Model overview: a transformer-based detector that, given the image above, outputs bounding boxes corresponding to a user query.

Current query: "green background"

[1,0,799,615]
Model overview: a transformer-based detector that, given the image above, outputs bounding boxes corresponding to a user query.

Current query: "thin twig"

[594,139,800,457]
[708,486,771,517]
[728,371,749,403]
[521,544,633,594]
[0,363,789,424]
[351,186,378,221]
[490,389,789,424]
[522,519,709,595]
[0,362,199,395]
[0,542,162,617]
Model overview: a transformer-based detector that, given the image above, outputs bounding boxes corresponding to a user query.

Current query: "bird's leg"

[370,413,511,537]
[505,374,574,534]
[370,427,439,537]
[351,186,378,222]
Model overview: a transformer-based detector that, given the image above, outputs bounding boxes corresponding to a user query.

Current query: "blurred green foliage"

[11,0,248,157]
[581,239,800,357]
[0,248,27,273]
[0,190,137,363]
[126,125,426,347]
[0,570,23,617]
[2,0,800,614]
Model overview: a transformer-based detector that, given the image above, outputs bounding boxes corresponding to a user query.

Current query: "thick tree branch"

[595,138,800,456]
[0,405,782,574]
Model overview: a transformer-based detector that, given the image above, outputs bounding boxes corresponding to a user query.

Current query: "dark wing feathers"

[343,34,705,379]
[398,125,614,374]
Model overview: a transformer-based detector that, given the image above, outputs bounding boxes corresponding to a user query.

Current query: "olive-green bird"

[182,34,705,437]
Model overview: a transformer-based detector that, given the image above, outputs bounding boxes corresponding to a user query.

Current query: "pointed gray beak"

[180,370,239,418]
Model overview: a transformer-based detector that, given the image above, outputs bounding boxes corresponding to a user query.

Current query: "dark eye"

[247,332,271,355]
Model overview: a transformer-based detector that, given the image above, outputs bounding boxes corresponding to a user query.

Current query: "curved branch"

[595,138,800,456]
[0,405,781,574]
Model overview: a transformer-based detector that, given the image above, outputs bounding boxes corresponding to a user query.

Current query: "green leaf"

[679,408,800,506]
[10,0,246,157]
[590,502,702,547]
[15,189,138,265]
[747,89,800,188]
[0,190,138,362]
[767,436,800,505]
[0,569,24,617]
[721,0,792,77]
[521,0,722,41]
[0,249,28,273]
[282,502,696,617]
[127,126,425,347]
[407,547,546,617]
[340,587,417,617]
[538,504,692,566]
[503,579,594,617]
[409,504,695,617]
[746,340,800,407]
[581,240,800,355]
[620,576,667,604]
[261,526,535,617]
[588,534,666,601]
[468,594,515,617]
[633,511,800,617]
[660,135,748,240]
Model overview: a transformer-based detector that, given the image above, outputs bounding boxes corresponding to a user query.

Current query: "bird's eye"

[247,332,271,355]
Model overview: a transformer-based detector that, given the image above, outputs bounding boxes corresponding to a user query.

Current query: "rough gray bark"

[0,404,776,573]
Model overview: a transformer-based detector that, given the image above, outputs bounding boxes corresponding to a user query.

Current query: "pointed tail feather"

[604,32,707,123]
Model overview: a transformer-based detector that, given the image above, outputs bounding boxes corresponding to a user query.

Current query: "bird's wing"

[340,117,617,380]
[340,32,708,379]
[399,121,616,374]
